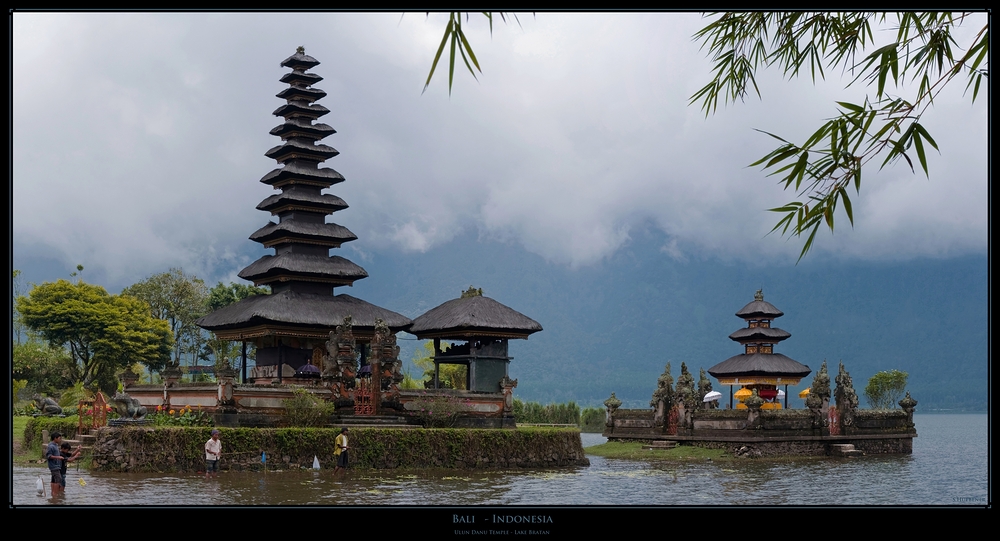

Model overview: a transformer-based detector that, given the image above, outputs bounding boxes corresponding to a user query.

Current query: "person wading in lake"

[333,428,349,476]
[45,432,67,495]
[59,441,81,492]
[205,429,221,478]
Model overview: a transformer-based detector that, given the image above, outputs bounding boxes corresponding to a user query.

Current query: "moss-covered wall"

[90,426,589,472]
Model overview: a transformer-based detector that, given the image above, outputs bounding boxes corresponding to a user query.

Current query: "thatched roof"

[728,327,791,342]
[736,299,784,318]
[280,71,322,87]
[256,187,347,214]
[269,119,336,140]
[276,85,327,103]
[280,50,320,70]
[196,291,411,333]
[238,254,368,284]
[272,102,330,120]
[708,353,811,378]
[409,295,542,339]
[259,162,344,187]
[249,221,357,247]
[265,139,339,162]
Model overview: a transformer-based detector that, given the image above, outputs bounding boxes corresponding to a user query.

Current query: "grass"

[12,416,45,466]
[584,440,730,461]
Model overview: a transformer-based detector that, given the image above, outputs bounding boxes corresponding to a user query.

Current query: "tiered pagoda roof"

[708,290,810,384]
[197,48,410,341]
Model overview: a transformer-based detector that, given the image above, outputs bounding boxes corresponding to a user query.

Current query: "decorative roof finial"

[754,289,763,301]
[296,45,305,54]
[461,286,483,298]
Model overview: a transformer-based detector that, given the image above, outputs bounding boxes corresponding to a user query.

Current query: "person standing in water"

[333,427,349,476]
[205,429,222,478]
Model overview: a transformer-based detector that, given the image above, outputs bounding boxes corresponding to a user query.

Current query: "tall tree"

[122,268,209,366]
[202,281,269,372]
[864,369,909,410]
[16,279,173,394]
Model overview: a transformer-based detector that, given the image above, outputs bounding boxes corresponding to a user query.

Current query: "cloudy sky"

[12,12,988,291]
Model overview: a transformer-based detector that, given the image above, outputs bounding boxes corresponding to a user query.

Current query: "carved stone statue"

[806,360,831,428]
[371,318,403,400]
[111,392,148,420]
[500,375,518,414]
[675,362,697,428]
[650,363,674,426]
[899,392,918,428]
[323,316,358,400]
[744,389,765,429]
[603,392,622,427]
[834,362,860,428]
[32,394,63,416]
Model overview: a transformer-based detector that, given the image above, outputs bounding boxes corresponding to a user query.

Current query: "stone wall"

[604,406,915,455]
[90,426,589,472]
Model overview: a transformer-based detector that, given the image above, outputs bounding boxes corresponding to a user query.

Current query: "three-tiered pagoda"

[197,48,410,379]
[707,290,811,409]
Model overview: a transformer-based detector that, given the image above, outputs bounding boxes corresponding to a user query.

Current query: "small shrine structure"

[708,290,811,409]
[196,48,411,384]
[409,287,542,395]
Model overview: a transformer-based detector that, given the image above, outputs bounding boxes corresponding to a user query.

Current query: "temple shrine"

[708,289,811,409]
[196,48,411,384]
[602,290,916,456]
[409,287,542,394]
[165,49,539,428]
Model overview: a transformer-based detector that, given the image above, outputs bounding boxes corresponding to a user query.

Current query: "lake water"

[11,414,987,509]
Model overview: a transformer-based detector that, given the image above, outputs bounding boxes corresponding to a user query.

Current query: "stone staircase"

[330,415,420,429]
[643,440,678,450]
[829,443,864,457]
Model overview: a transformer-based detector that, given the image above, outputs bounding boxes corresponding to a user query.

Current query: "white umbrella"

[777,389,786,398]
[703,391,722,402]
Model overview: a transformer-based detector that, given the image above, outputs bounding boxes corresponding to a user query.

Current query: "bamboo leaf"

[913,130,928,176]
[423,18,455,94]
[839,187,854,226]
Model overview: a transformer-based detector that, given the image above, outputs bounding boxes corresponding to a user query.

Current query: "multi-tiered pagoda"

[708,290,811,409]
[197,48,410,380]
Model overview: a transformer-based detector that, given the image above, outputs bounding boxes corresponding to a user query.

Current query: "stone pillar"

[500,376,518,415]
[217,367,236,412]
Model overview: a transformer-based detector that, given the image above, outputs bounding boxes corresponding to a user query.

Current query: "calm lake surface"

[11,414,987,507]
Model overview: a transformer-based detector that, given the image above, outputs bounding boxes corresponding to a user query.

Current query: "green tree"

[13,339,76,397]
[16,279,173,394]
[201,281,269,373]
[691,12,987,259]
[864,369,909,410]
[122,268,209,367]
[412,341,466,389]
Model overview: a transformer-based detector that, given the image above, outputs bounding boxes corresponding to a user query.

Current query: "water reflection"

[11,414,987,506]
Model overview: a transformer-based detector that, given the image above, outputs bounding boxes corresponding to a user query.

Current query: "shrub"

[864,370,909,410]
[281,388,335,427]
[406,393,472,427]
[24,416,82,451]
[580,407,605,433]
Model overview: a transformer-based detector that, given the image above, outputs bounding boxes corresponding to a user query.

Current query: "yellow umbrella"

[798,388,811,398]
[734,388,753,400]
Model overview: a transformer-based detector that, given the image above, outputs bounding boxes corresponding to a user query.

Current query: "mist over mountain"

[344,229,987,411]
[14,226,985,411]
